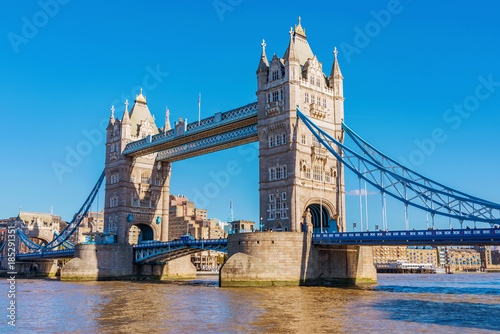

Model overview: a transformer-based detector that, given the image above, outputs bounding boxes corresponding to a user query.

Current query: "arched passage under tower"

[128,224,154,244]
[304,202,338,234]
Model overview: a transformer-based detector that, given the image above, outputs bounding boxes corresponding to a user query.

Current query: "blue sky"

[1,1,499,231]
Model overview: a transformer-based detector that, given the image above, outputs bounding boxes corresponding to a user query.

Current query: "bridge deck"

[313,228,500,246]
[123,102,257,159]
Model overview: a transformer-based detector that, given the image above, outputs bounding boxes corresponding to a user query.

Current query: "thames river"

[2,273,500,333]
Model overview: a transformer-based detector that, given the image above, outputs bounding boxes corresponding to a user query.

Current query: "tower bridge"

[3,18,499,285]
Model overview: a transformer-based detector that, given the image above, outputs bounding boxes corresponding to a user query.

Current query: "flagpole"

[198,92,201,125]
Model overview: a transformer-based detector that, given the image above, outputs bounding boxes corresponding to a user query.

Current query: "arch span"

[304,199,339,233]
[128,223,155,245]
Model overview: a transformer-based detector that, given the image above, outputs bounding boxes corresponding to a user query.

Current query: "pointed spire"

[165,106,171,131]
[107,106,115,129]
[284,27,297,61]
[294,16,306,37]
[135,88,147,103]
[257,39,269,72]
[122,99,130,124]
[330,47,343,79]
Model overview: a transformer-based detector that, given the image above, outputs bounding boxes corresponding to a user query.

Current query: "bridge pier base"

[135,257,196,280]
[61,244,134,281]
[219,232,377,287]
[14,260,59,277]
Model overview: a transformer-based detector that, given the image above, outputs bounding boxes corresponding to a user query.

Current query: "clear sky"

[1,0,499,231]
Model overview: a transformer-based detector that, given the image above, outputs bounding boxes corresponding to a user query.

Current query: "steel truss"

[17,170,105,252]
[297,107,500,225]
[134,239,228,263]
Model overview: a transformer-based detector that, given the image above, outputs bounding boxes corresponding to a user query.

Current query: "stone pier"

[60,243,196,281]
[220,232,377,287]
[61,244,134,281]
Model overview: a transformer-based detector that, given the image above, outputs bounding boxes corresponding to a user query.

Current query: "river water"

[1,273,499,333]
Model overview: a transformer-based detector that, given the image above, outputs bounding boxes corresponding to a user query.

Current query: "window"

[304,92,309,103]
[316,77,321,87]
[276,167,282,180]
[141,172,150,184]
[275,134,281,146]
[267,93,270,103]
[323,98,327,107]
[312,135,320,147]
[305,168,311,179]
[310,76,315,86]
[282,192,286,201]
[311,95,315,104]
[301,133,306,145]
[272,91,279,102]
[282,133,286,144]
[269,165,287,181]
[110,144,115,152]
[325,172,331,183]
[272,70,279,81]
[140,196,150,208]
[268,136,274,147]
[314,164,324,181]
[155,178,160,186]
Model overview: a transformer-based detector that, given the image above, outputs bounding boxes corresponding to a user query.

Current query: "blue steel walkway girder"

[133,239,228,263]
[156,124,257,162]
[313,228,500,246]
[123,102,258,158]
[10,249,75,260]
[296,107,500,225]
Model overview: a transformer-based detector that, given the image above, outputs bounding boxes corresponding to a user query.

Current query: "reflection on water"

[2,274,500,333]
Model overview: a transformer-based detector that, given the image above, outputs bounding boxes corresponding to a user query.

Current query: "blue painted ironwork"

[133,238,228,263]
[123,102,258,156]
[15,249,75,260]
[313,228,500,245]
[296,107,500,225]
[156,124,257,161]
[16,170,105,252]
[53,231,75,249]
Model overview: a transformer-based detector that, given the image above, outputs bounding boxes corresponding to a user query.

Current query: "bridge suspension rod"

[296,107,500,225]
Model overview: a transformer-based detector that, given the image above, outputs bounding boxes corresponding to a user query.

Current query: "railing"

[15,249,75,259]
[133,238,228,249]
[312,228,500,245]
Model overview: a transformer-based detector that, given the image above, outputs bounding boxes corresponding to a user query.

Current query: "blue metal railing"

[312,228,500,245]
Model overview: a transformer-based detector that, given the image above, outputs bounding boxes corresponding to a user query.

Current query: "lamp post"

[260,217,263,232]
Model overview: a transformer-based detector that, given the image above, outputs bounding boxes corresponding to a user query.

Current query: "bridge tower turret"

[104,90,171,244]
[257,18,346,233]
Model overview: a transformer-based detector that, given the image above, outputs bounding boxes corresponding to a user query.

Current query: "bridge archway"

[304,199,338,233]
[19,237,48,254]
[128,224,155,245]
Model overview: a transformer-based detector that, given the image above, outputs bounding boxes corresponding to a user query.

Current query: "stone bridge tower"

[257,18,346,233]
[105,91,171,244]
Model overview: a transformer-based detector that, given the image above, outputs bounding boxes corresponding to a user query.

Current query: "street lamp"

[353,222,356,231]
[260,217,263,232]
